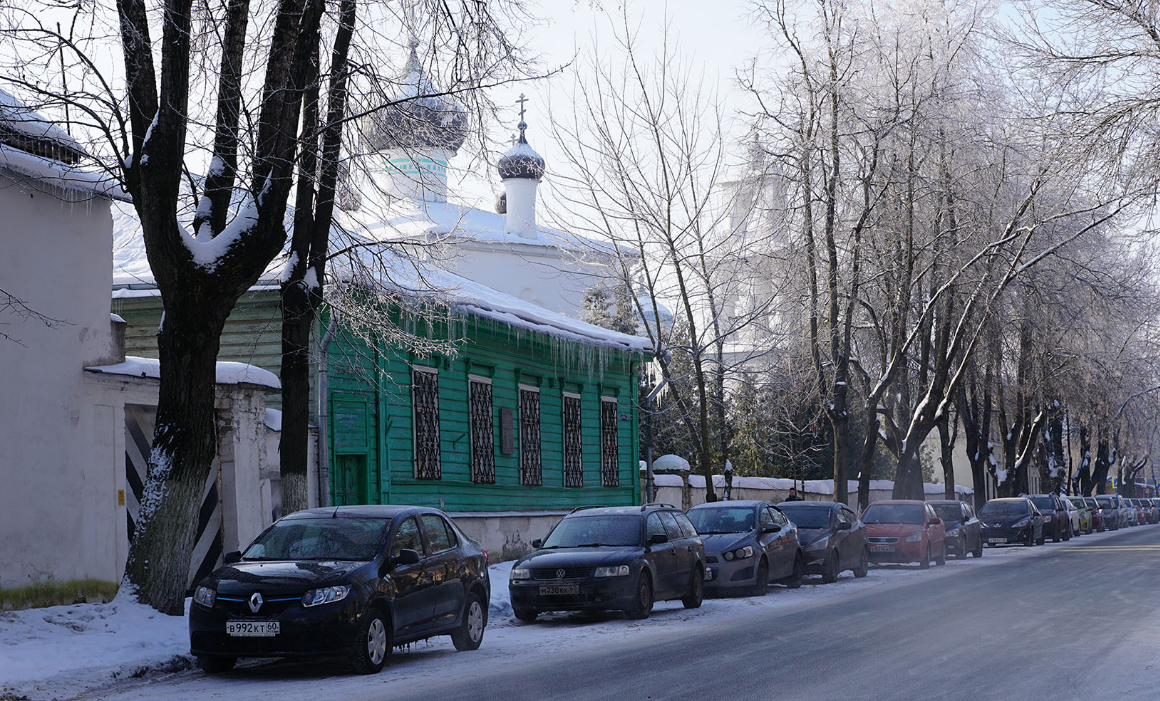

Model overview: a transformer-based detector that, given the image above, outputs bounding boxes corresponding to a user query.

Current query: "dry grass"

[0,579,119,611]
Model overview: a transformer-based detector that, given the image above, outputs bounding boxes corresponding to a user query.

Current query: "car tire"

[512,606,538,623]
[973,537,983,558]
[784,554,804,589]
[935,543,946,566]
[1024,529,1034,547]
[821,551,840,583]
[1064,523,1072,541]
[451,591,486,652]
[1053,523,1061,543]
[1037,531,1046,545]
[751,559,769,597]
[683,566,704,608]
[197,656,236,674]
[627,572,653,620]
[349,608,391,675]
[919,545,931,570]
[854,547,869,578]
[954,539,966,560]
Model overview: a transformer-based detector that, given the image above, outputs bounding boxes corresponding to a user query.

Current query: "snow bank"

[0,597,189,692]
[86,355,282,390]
[652,474,972,496]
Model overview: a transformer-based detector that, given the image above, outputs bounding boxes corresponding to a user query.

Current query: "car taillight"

[482,549,489,566]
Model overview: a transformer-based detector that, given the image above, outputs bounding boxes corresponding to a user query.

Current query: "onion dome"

[363,45,468,153]
[497,101,546,181]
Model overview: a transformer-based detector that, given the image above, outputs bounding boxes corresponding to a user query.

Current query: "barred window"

[412,367,441,479]
[563,393,583,488]
[469,377,496,484]
[519,386,542,486]
[600,398,619,487]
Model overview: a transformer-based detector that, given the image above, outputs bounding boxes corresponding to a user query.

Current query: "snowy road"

[18,525,1160,701]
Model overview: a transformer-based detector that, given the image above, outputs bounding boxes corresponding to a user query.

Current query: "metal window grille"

[469,380,496,484]
[412,369,441,479]
[600,400,619,487]
[519,389,542,486]
[563,394,583,488]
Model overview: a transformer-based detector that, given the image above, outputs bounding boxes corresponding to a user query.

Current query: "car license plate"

[538,585,579,596]
[870,545,895,553]
[988,538,1006,544]
[226,620,279,637]
[705,568,716,581]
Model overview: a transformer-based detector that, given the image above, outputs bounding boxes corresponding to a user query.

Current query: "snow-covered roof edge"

[0,144,128,201]
[86,356,281,390]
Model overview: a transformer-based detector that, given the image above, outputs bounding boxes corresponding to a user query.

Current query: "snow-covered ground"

[0,528,1131,701]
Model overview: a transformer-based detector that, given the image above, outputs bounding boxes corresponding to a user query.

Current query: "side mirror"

[393,548,421,567]
[836,521,852,531]
[649,533,669,545]
[929,517,942,526]
[223,550,242,565]
[531,539,543,549]
[763,523,780,534]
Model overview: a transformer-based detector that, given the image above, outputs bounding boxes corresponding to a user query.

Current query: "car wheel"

[1024,529,1034,547]
[451,591,486,651]
[954,538,966,560]
[1064,524,1072,541]
[784,553,804,589]
[512,606,538,623]
[919,544,931,569]
[751,559,769,597]
[197,656,236,674]
[854,547,869,578]
[349,608,391,675]
[973,536,983,558]
[1037,530,1046,545]
[935,543,946,566]
[821,551,840,583]
[1053,523,1061,543]
[627,572,653,620]
[683,566,704,608]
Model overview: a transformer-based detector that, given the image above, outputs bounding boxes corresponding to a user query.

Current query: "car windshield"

[862,504,924,525]
[242,518,388,561]
[778,505,832,529]
[688,507,755,534]
[933,505,963,523]
[542,516,641,548]
[1029,497,1055,510]
[1096,497,1114,507]
[1067,498,1085,508]
[1085,499,1099,507]
[980,501,1029,516]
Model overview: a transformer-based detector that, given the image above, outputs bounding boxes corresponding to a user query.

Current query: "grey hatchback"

[687,501,804,596]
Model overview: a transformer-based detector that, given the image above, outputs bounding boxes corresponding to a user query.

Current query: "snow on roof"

[358,197,614,254]
[0,88,83,153]
[0,143,127,201]
[265,407,282,431]
[86,355,281,390]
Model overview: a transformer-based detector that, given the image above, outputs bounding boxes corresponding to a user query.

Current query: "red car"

[863,500,947,568]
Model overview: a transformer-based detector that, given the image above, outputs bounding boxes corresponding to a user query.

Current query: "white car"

[1059,497,1081,537]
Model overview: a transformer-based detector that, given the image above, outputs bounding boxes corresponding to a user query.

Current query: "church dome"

[497,123,545,181]
[363,47,468,153]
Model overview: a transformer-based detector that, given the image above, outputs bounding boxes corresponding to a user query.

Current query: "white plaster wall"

[448,511,570,563]
[0,177,120,587]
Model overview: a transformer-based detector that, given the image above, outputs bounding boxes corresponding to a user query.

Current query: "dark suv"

[1027,494,1071,541]
[508,505,706,621]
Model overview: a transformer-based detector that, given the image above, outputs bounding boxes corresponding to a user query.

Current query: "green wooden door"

[334,454,369,505]
[332,396,374,505]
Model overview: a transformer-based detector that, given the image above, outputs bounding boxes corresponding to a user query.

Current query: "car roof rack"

[640,502,676,511]
[567,506,596,514]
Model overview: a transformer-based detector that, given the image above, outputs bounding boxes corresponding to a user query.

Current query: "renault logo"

[556,569,566,579]
[248,592,263,613]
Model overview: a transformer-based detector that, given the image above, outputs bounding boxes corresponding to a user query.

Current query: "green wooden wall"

[327,312,644,512]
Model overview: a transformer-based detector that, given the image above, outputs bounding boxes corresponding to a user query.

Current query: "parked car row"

[187,493,1157,677]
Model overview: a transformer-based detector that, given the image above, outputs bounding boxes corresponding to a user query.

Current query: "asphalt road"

[78,525,1160,701]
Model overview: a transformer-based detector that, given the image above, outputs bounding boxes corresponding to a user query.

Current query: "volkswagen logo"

[248,592,263,613]
[556,568,566,579]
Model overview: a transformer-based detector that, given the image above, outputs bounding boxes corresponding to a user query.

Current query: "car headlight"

[1012,518,1031,528]
[301,585,351,607]
[594,565,631,577]
[904,531,923,543]
[805,538,829,551]
[193,586,216,608]
[509,568,532,581]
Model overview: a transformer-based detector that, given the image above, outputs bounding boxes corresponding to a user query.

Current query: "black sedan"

[929,499,983,559]
[687,500,803,596]
[189,506,490,675]
[1027,494,1071,541]
[777,501,869,583]
[508,505,705,621]
[980,498,1044,546]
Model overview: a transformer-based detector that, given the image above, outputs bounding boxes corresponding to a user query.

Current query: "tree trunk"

[937,412,955,500]
[122,303,230,615]
[1075,424,1092,495]
[893,444,924,499]
[280,283,314,513]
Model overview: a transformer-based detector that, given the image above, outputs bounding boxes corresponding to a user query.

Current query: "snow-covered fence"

[653,474,972,513]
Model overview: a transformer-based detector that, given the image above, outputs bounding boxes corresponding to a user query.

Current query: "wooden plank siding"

[112,289,316,413]
[327,311,645,513]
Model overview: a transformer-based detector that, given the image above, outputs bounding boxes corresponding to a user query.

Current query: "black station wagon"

[189,505,490,675]
[508,504,706,620]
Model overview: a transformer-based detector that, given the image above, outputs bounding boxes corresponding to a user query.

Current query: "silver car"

[687,501,804,596]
